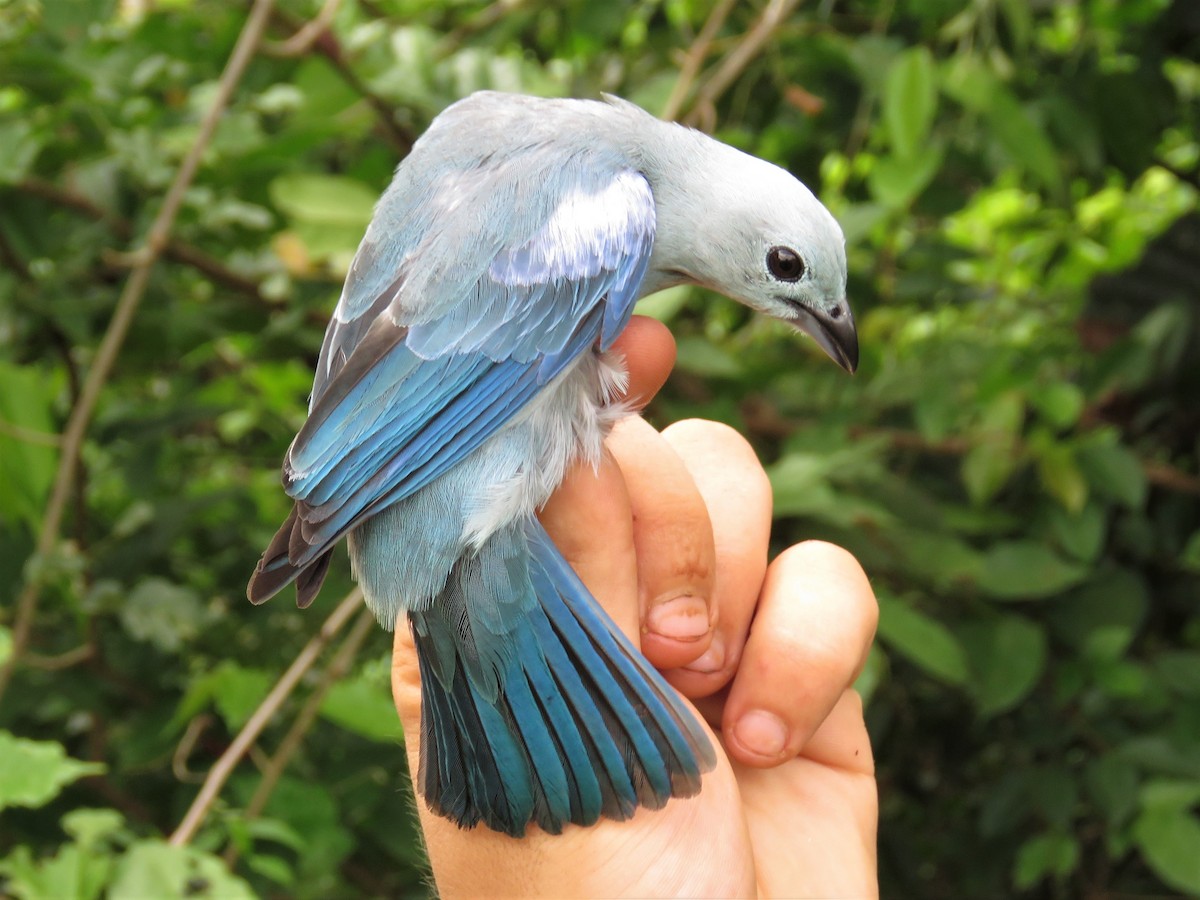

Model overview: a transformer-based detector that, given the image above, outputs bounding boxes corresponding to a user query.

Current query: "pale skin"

[391,316,880,898]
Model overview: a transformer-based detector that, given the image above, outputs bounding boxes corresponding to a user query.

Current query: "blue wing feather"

[248,167,656,591]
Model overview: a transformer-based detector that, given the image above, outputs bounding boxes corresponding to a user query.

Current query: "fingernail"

[734,710,788,759]
[684,632,725,674]
[646,595,709,641]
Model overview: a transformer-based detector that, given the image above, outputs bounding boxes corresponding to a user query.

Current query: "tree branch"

[661,0,739,122]
[223,606,376,867]
[684,0,803,129]
[263,0,343,57]
[14,177,267,303]
[169,588,363,846]
[269,6,414,155]
[0,0,278,707]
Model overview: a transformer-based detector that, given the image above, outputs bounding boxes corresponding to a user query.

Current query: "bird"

[248,91,857,838]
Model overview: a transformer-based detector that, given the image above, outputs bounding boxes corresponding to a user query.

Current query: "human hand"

[391,316,879,897]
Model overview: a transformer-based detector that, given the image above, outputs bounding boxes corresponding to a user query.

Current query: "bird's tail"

[409,518,715,837]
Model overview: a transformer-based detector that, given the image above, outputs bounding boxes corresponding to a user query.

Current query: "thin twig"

[684,0,803,129]
[0,0,278,707]
[15,178,267,302]
[264,0,343,57]
[0,419,63,448]
[1143,460,1200,497]
[25,644,94,669]
[223,606,376,867]
[168,588,363,847]
[269,6,414,154]
[661,0,739,122]
[173,714,217,784]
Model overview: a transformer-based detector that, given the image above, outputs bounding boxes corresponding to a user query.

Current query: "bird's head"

[708,153,857,373]
[643,126,858,373]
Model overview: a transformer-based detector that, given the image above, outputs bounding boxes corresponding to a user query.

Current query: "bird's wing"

[249,167,655,601]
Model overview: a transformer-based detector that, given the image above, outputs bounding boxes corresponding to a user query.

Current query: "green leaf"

[1030,381,1085,429]
[962,614,1047,716]
[635,285,692,323]
[876,594,969,685]
[1140,778,1200,812]
[884,47,937,159]
[172,661,272,731]
[876,527,985,590]
[868,147,942,209]
[1094,659,1150,699]
[1014,832,1080,889]
[1132,806,1200,895]
[853,644,887,706]
[961,391,1024,505]
[245,816,307,852]
[1180,530,1200,572]
[0,731,104,811]
[0,843,113,900]
[768,451,893,528]
[1114,736,1200,780]
[62,808,126,848]
[268,173,378,227]
[962,441,1019,506]
[246,853,295,886]
[0,361,60,531]
[1048,571,1147,659]
[109,841,256,900]
[1156,651,1200,696]
[0,118,42,183]
[942,56,1062,191]
[1046,502,1107,562]
[119,578,207,652]
[1034,441,1088,513]
[673,336,742,378]
[1076,440,1147,510]
[320,675,402,743]
[1085,755,1140,828]
[977,541,1088,600]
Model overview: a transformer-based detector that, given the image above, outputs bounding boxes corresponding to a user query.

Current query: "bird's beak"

[790,300,858,374]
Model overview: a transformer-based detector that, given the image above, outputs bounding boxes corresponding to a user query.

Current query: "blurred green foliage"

[1,0,1198,896]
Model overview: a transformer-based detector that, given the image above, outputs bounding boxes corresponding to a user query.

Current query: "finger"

[735,690,878,899]
[605,416,716,671]
[723,541,878,767]
[802,688,875,776]
[608,315,676,409]
[535,314,676,643]
[660,420,772,700]
[538,449,641,641]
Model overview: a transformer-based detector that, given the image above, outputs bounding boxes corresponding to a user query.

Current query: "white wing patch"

[489,171,655,287]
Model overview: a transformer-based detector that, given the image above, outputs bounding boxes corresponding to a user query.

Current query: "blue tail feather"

[407,518,713,837]
[528,523,714,786]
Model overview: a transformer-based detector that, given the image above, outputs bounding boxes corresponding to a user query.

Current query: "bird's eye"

[767,246,805,282]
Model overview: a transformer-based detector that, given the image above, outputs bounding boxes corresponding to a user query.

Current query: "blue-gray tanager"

[248,92,856,837]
